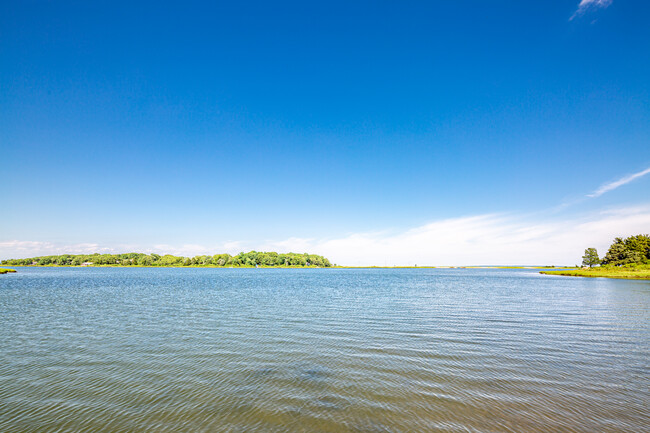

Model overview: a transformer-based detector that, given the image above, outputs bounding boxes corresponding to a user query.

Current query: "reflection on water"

[0,267,648,432]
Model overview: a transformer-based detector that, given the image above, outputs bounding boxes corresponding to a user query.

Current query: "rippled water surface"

[1,267,648,432]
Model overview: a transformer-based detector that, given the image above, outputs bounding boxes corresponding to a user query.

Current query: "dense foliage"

[600,234,650,266]
[1,251,332,267]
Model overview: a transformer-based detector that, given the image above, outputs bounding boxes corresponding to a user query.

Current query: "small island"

[0,268,17,274]
[541,234,650,280]
[1,251,332,268]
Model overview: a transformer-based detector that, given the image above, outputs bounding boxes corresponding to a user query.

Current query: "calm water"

[0,268,648,433]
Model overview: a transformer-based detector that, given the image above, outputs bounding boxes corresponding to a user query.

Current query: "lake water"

[0,267,648,432]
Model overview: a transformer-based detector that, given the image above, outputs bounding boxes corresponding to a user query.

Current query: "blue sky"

[1,0,649,264]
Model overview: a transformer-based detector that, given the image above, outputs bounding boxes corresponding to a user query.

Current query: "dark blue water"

[1,267,648,432]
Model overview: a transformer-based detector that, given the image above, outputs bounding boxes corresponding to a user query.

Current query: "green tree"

[624,234,650,263]
[601,235,650,266]
[581,248,600,267]
[602,238,625,265]
[0,250,333,268]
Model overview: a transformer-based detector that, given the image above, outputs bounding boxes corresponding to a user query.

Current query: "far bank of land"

[540,265,650,280]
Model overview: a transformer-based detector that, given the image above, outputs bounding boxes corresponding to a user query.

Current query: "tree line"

[582,234,650,267]
[1,251,332,267]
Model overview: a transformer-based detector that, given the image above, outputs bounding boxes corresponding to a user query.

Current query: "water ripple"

[0,267,648,432]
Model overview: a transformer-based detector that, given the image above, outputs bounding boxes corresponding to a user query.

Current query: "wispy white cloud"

[571,0,613,20]
[0,240,117,256]
[4,162,650,267]
[147,241,247,256]
[587,166,650,198]
[2,205,649,265]
[150,244,211,256]
[257,205,650,266]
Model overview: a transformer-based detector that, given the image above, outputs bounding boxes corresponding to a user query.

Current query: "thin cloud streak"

[587,166,650,198]
[571,0,612,20]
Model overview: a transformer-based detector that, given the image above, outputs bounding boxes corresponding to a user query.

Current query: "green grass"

[0,268,17,274]
[540,264,650,280]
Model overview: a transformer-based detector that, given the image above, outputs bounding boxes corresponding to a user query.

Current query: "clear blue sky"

[1,1,649,264]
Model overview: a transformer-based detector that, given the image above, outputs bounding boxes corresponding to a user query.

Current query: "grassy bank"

[540,264,650,280]
[0,268,17,274]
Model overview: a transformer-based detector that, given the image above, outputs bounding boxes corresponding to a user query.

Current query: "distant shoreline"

[5,265,649,280]
[2,264,565,270]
